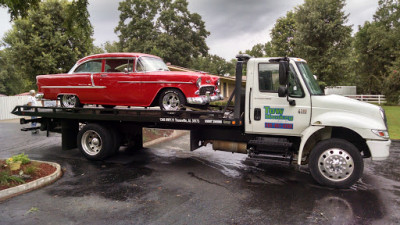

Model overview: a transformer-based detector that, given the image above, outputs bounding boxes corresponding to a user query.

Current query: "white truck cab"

[242,56,391,188]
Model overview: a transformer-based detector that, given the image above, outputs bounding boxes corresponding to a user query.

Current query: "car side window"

[258,63,279,92]
[104,58,134,73]
[74,60,102,73]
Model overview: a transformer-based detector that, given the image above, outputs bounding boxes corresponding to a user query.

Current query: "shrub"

[6,153,31,165]
[0,171,25,186]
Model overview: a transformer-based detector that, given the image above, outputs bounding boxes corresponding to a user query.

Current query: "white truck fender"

[297,126,325,165]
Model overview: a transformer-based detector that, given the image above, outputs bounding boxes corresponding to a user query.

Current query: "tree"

[270,11,296,57]
[354,0,400,94]
[189,54,235,76]
[1,0,94,94]
[0,0,40,20]
[383,61,400,104]
[293,0,352,86]
[241,43,273,57]
[115,0,209,67]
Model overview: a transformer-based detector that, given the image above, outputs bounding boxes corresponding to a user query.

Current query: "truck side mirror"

[279,61,289,85]
[278,86,287,97]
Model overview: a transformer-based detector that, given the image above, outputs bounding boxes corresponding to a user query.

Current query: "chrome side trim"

[91,73,95,86]
[118,81,192,84]
[41,86,106,89]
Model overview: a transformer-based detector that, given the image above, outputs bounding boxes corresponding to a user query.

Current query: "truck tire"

[159,89,186,111]
[60,95,83,108]
[308,138,363,189]
[77,123,114,160]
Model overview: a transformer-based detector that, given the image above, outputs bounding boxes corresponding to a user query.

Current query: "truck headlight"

[196,77,202,88]
[371,129,389,139]
[216,79,220,86]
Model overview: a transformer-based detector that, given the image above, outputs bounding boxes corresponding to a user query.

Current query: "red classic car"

[37,53,222,110]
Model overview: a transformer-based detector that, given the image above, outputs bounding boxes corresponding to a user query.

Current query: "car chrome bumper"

[367,139,391,161]
[187,94,223,105]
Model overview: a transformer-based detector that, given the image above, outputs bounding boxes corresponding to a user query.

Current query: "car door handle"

[100,74,108,77]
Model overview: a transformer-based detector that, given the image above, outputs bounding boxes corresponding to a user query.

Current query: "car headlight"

[371,129,389,139]
[216,79,220,86]
[196,77,202,88]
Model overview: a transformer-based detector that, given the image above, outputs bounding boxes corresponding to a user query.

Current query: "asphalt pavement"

[0,120,399,225]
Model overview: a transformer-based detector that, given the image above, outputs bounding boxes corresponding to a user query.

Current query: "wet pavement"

[0,120,399,224]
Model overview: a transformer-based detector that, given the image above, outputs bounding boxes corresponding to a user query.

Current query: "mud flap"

[61,120,79,150]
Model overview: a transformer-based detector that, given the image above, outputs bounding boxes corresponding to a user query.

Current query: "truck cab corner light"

[371,129,389,139]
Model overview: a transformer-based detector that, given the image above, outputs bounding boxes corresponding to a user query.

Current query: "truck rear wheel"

[77,123,114,160]
[308,138,363,189]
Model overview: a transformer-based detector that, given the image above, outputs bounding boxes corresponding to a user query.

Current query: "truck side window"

[258,63,279,92]
[288,65,304,98]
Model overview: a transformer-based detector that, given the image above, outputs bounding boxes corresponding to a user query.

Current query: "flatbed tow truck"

[11,55,391,188]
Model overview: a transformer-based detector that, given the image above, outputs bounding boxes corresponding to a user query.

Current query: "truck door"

[246,60,311,136]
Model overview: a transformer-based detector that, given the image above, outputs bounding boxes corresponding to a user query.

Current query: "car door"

[247,61,311,136]
[93,58,143,105]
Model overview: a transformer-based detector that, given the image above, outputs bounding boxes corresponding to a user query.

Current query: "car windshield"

[296,62,324,95]
[136,57,169,72]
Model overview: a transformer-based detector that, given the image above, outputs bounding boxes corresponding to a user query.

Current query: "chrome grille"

[199,86,215,95]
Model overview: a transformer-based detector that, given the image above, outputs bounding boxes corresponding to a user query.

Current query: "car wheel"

[77,123,114,160]
[60,95,83,108]
[308,138,363,188]
[159,89,186,111]
[102,105,116,109]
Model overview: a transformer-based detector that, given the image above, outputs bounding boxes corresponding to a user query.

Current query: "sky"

[0,0,379,60]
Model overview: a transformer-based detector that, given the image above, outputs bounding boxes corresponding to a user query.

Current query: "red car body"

[37,53,222,109]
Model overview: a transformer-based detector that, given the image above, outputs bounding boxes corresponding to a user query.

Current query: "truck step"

[248,137,292,153]
[247,152,293,165]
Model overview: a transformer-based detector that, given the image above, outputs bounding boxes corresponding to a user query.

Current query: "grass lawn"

[382,106,400,140]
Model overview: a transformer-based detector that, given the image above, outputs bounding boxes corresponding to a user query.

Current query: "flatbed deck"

[11,106,243,129]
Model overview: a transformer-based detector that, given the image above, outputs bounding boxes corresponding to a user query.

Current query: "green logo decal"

[264,106,293,121]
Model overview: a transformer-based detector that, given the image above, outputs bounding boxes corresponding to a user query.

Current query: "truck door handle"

[254,108,261,121]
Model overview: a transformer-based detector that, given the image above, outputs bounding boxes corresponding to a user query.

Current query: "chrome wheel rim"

[62,95,77,108]
[318,148,354,182]
[162,93,180,110]
[81,130,102,156]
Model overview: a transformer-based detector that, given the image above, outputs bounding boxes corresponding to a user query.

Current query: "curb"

[143,130,189,147]
[0,160,62,202]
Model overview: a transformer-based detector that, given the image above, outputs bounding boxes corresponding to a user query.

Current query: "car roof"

[77,52,161,64]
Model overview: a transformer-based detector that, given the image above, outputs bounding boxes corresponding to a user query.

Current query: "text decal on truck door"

[264,106,293,121]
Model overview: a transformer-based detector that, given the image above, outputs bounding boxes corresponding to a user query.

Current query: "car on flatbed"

[36,53,223,110]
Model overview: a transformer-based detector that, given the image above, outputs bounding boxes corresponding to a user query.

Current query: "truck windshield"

[296,62,323,95]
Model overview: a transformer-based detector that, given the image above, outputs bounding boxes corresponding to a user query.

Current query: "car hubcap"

[162,93,180,110]
[62,95,77,108]
[81,130,102,156]
[318,148,354,182]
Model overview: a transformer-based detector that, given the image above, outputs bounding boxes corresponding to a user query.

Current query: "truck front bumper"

[367,139,391,160]
[187,94,223,105]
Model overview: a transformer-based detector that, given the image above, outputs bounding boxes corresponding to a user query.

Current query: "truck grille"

[199,86,215,95]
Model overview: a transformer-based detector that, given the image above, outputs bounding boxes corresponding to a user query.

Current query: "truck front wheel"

[309,138,364,188]
[77,123,114,160]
